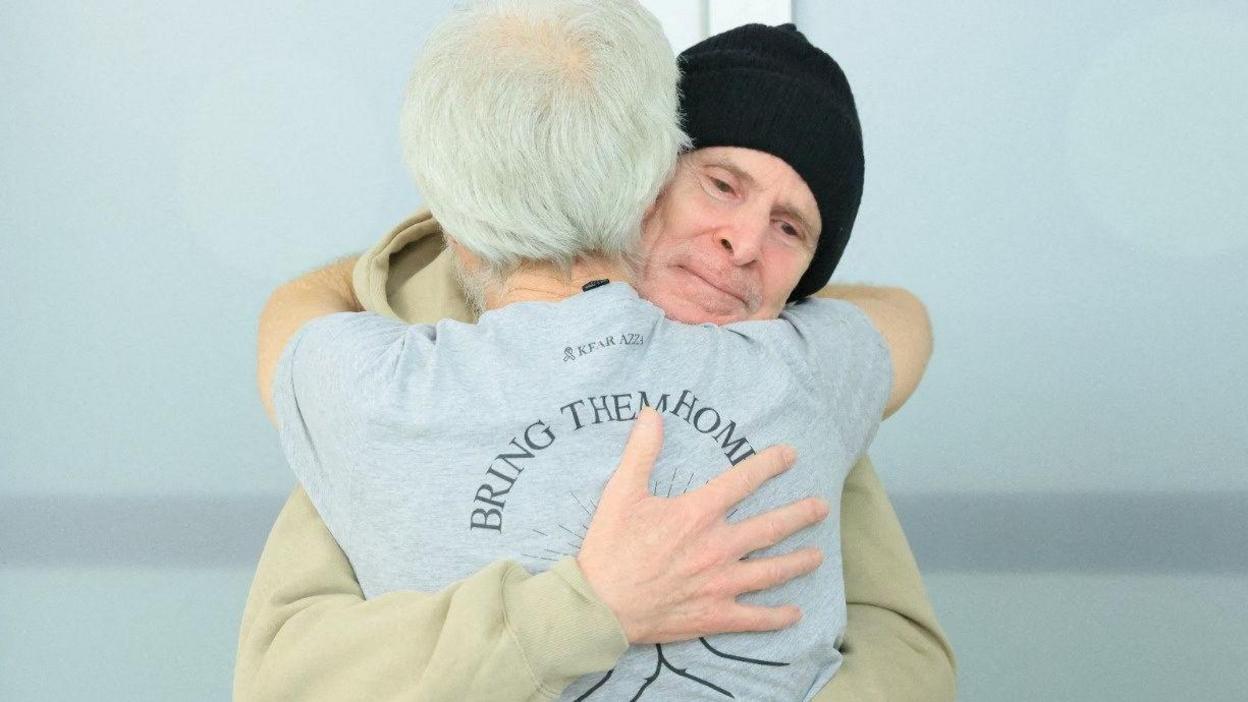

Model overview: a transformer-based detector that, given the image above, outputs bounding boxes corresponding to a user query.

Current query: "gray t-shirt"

[274,282,891,702]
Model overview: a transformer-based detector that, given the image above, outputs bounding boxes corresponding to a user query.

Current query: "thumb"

[603,406,664,500]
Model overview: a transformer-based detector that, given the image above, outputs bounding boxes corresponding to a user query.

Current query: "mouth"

[679,265,747,307]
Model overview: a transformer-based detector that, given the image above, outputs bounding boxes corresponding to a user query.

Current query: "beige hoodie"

[234,211,955,701]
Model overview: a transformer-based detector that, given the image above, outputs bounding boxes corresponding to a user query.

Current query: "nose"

[717,218,766,265]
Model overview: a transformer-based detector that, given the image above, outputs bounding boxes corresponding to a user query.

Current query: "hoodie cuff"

[501,557,629,696]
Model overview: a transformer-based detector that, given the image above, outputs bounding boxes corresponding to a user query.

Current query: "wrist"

[575,554,643,643]
[503,558,629,688]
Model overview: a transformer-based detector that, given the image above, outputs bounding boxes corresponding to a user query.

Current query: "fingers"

[695,444,796,513]
[726,547,824,595]
[716,603,804,634]
[726,497,829,557]
[603,407,664,498]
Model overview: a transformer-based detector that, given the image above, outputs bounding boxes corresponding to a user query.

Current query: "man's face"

[636,147,821,326]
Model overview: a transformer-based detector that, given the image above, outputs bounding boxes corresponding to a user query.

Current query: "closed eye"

[776,220,802,240]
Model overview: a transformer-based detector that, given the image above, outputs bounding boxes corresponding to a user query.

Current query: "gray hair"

[399,0,688,282]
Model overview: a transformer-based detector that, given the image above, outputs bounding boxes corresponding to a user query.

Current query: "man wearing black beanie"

[676,23,865,302]
[635,21,882,337]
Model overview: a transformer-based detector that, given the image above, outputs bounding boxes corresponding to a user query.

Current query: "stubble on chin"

[657,286,745,326]
[637,255,754,325]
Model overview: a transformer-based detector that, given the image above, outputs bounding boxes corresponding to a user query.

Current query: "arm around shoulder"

[256,256,362,424]
[234,487,627,702]
[816,285,933,418]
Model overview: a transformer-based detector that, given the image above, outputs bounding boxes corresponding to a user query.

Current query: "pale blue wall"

[1,1,1245,700]
[795,3,1248,699]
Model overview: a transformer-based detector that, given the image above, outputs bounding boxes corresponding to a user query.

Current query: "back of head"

[400,0,688,274]
[678,23,864,300]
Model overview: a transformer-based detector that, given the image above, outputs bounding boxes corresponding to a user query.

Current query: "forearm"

[816,283,903,303]
[256,256,362,423]
[235,488,627,702]
[814,457,955,701]
[815,284,933,418]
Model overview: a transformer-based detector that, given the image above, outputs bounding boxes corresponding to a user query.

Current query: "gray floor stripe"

[891,492,1248,574]
[0,495,286,568]
[2,492,1245,573]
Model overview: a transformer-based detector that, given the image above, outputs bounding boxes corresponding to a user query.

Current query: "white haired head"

[400,0,688,282]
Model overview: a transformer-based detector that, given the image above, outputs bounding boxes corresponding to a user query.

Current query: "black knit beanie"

[678,23,864,301]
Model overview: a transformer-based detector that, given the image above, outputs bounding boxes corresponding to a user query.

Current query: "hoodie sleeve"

[239,215,629,702]
[234,487,628,702]
[814,457,957,702]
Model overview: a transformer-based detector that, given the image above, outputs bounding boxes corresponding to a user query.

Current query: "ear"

[443,234,480,271]
[640,195,665,245]
[642,198,659,221]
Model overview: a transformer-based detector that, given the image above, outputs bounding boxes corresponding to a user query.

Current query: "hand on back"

[577,407,828,644]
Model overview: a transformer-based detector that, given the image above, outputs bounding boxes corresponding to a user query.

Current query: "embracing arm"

[814,457,956,701]
[811,284,953,698]
[242,221,619,700]
[816,284,932,419]
[256,256,362,424]
[234,487,626,702]
[243,245,628,700]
